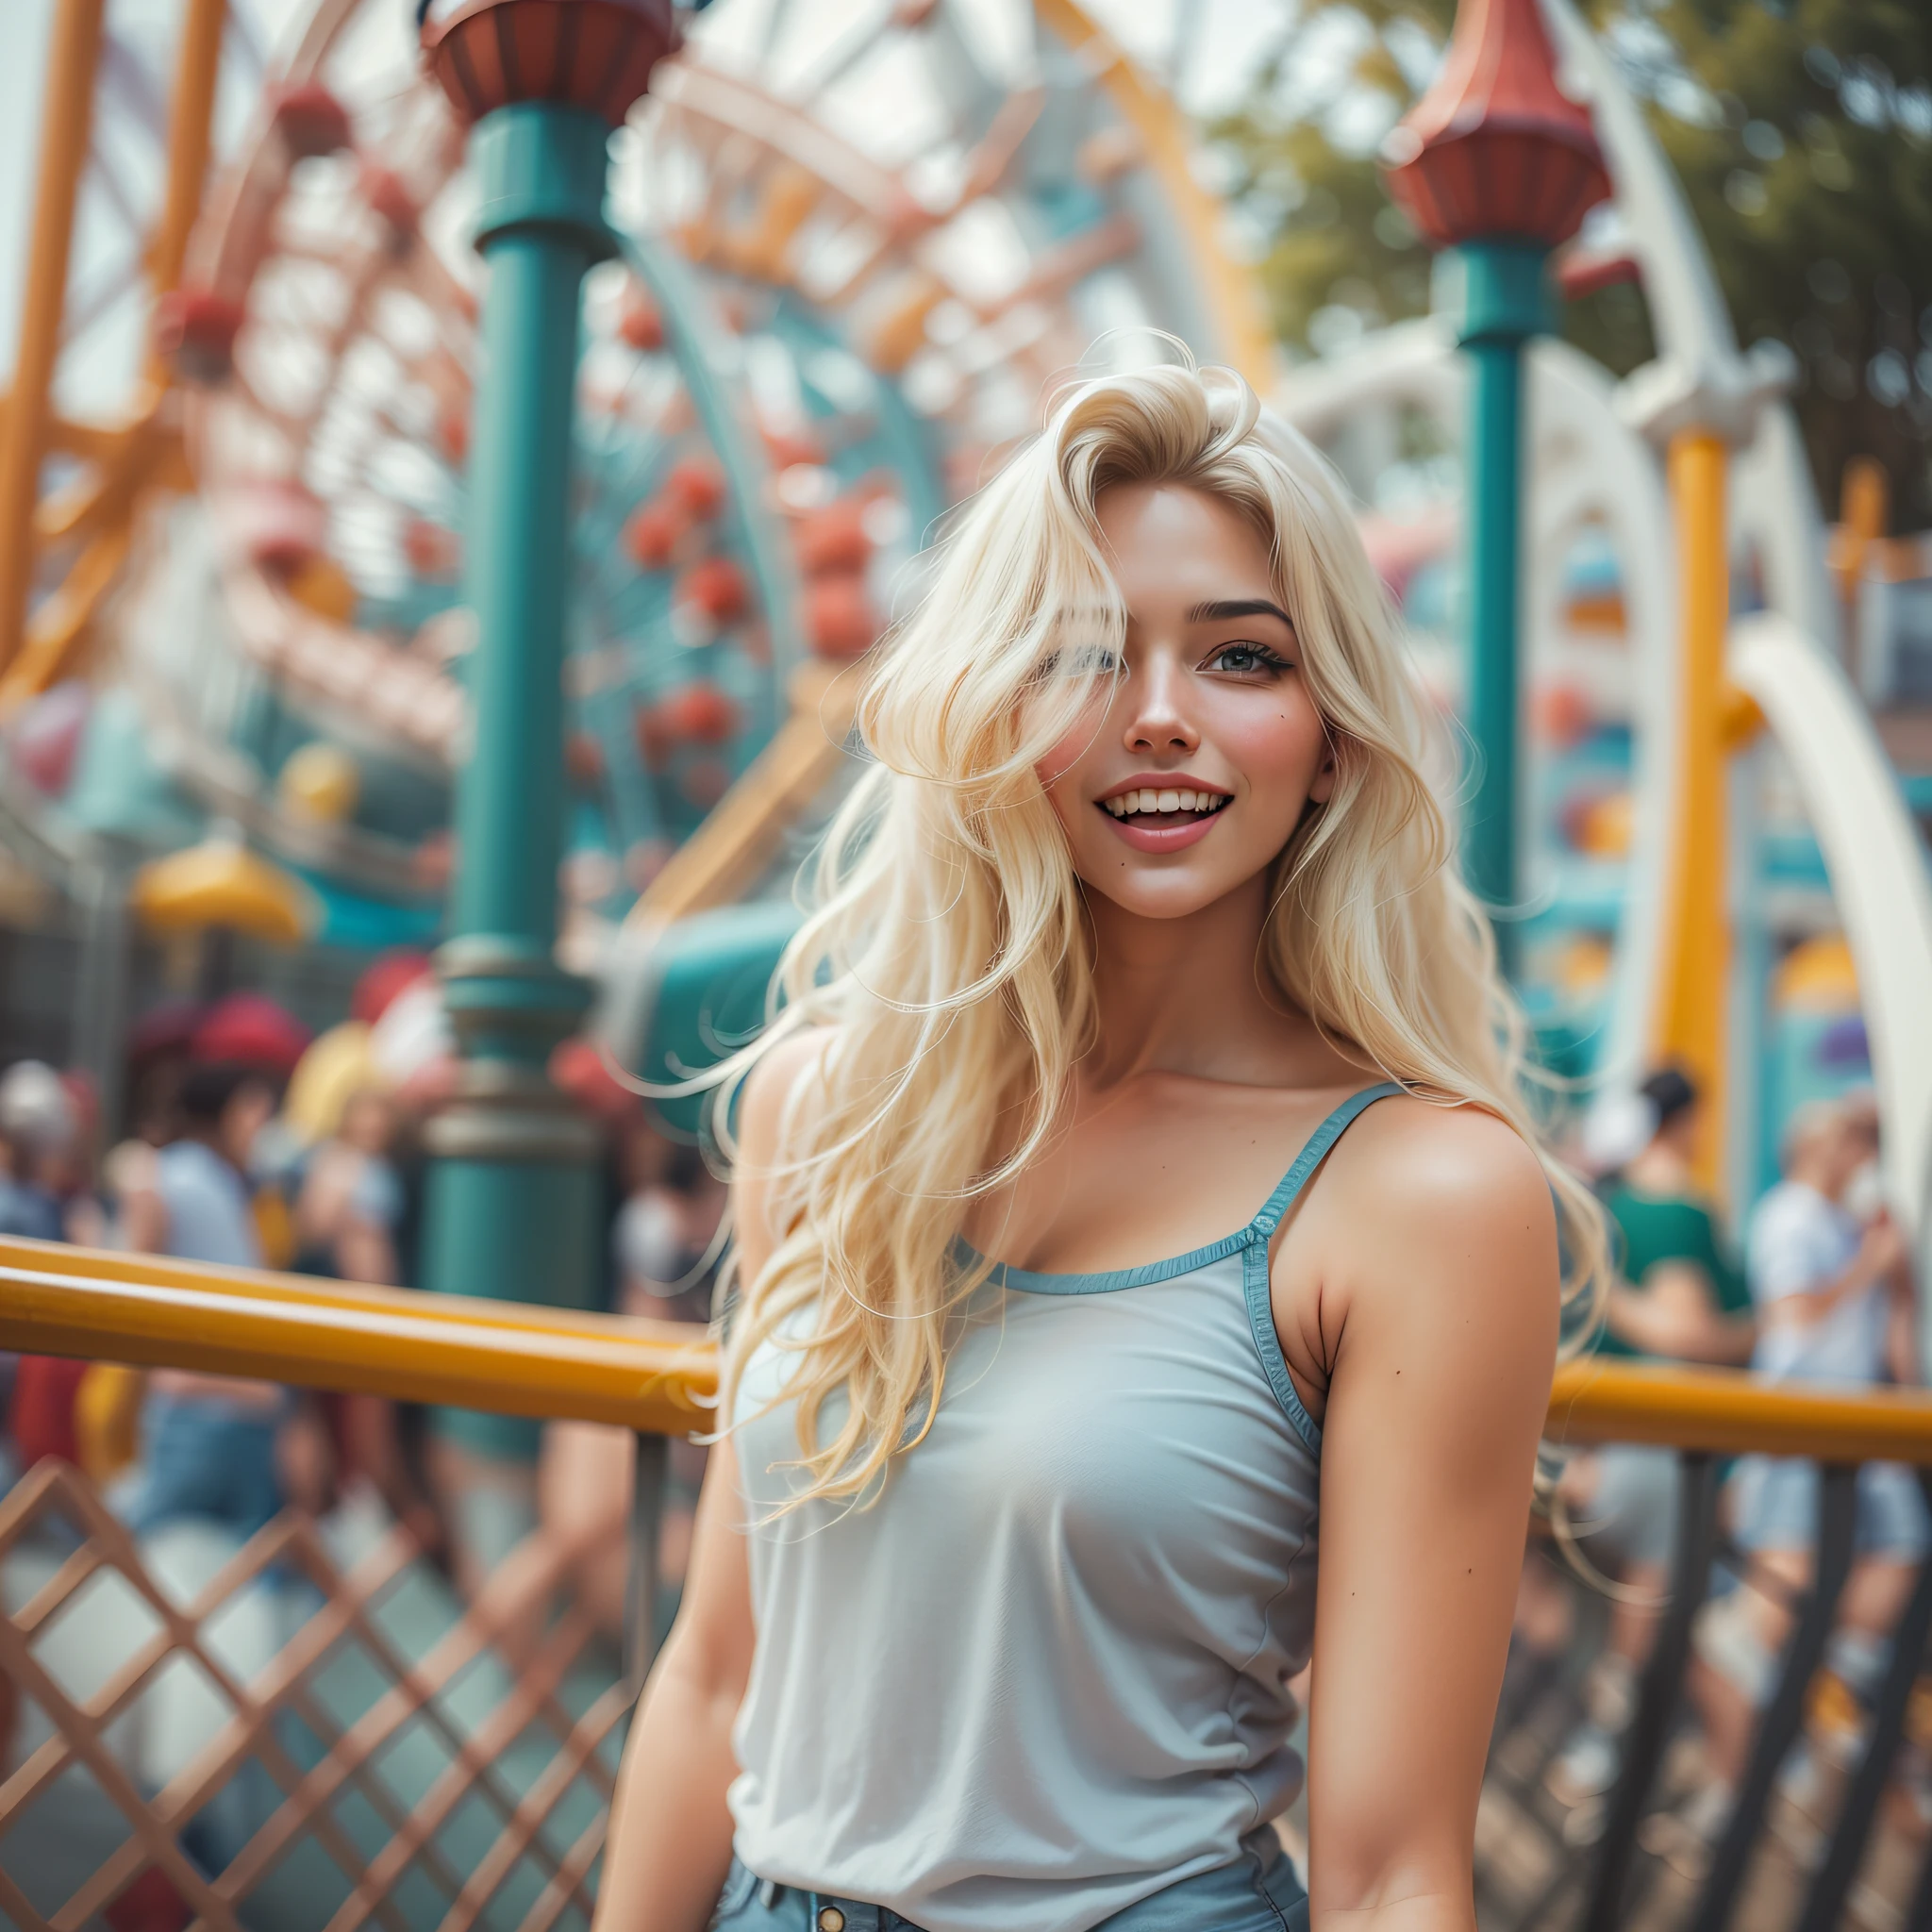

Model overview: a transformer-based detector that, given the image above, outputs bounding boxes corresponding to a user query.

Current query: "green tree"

[1213,0,1932,524]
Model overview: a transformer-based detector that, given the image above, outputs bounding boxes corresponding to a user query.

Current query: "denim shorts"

[710,1836,1308,1932]
[1732,1455,1930,1558]
[122,1393,285,1543]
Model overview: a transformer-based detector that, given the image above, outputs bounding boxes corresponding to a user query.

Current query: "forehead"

[1093,483,1275,611]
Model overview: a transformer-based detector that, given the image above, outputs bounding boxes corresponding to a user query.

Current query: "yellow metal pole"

[148,0,228,319]
[0,0,108,677]
[9,1235,1932,1467]
[1652,428,1730,1194]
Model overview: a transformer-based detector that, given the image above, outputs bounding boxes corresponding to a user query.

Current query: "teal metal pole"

[423,103,615,1462]
[1457,240,1549,978]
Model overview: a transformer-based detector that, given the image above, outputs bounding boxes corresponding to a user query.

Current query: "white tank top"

[727,1084,1402,1932]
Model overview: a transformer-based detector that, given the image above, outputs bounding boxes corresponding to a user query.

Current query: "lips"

[1092,779,1232,854]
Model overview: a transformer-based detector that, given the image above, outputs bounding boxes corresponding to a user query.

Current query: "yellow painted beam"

[149,0,228,302]
[1033,0,1279,393]
[1651,428,1731,1195]
[626,661,860,928]
[0,1238,717,1437]
[0,0,108,678]
[8,1238,1932,1468]
[0,516,131,708]
[1547,1357,1932,1466]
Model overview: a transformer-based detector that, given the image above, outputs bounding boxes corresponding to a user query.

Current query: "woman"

[597,358,1606,1932]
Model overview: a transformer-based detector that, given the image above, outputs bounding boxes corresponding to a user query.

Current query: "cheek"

[1032,703,1111,816]
[1214,690,1326,813]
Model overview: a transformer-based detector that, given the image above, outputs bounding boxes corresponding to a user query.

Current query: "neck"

[1625,1141,1691,1192]
[1790,1165,1840,1201]
[1080,871,1322,1088]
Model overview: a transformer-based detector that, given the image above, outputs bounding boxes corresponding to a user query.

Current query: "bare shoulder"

[735,1024,839,1169]
[1310,1093,1560,1360]
[1336,1092,1555,1228]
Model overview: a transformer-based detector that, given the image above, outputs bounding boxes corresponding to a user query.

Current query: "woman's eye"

[1065,645,1120,676]
[1208,642,1287,675]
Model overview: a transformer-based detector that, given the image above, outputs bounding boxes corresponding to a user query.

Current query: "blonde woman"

[597,358,1605,1932]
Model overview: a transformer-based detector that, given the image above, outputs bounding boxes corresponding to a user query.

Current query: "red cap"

[421,0,678,129]
[193,993,313,1076]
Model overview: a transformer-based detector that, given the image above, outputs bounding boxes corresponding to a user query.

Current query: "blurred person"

[614,1138,727,1322]
[293,1086,405,1285]
[120,1063,330,1542]
[544,1132,724,1645]
[289,1081,442,1554]
[1548,1067,1753,1807]
[1,1063,93,1483]
[0,1059,75,1241]
[1674,1094,1921,1864]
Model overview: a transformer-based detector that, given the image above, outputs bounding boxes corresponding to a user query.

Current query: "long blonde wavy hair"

[713,353,1607,1507]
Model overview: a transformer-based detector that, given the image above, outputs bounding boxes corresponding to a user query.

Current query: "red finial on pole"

[1381,0,1608,251]
[420,0,679,128]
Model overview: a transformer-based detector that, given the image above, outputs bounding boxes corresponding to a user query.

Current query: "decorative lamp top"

[420,0,680,128]
[1381,0,1609,252]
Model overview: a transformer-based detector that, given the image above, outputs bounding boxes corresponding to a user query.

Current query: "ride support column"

[420,102,616,1461]
[1655,429,1731,1191]
[1457,240,1549,976]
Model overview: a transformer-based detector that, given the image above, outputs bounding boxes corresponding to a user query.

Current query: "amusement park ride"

[0,0,1926,1280]
[2,5,1932,1929]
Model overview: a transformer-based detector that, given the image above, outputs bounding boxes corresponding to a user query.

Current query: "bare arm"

[1295,1108,1558,1932]
[595,1435,755,1932]
[1883,1224,1918,1386]
[593,1036,820,1932]
[1760,1218,1902,1333]
[1606,1261,1754,1365]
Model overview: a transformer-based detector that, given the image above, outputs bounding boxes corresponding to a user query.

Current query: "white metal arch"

[1274,319,1679,1091]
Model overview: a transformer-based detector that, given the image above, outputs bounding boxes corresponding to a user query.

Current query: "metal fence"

[6,1238,1932,1932]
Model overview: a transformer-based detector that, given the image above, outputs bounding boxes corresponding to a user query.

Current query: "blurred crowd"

[0,951,724,1645]
[1523,1067,1927,1873]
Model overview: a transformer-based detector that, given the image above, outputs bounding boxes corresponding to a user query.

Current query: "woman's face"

[1036,482,1333,923]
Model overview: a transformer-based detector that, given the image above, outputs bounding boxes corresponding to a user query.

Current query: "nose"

[1122,655,1198,758]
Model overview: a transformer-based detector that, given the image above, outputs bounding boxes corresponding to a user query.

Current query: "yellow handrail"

[0,1237,715,1435]
[1546,1357,1932,1465]
[7,1237,1932,1463]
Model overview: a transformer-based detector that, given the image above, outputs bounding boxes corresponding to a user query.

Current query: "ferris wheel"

[115,0,1273,947]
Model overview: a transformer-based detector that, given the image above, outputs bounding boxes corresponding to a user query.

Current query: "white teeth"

[1104,788,1228,818]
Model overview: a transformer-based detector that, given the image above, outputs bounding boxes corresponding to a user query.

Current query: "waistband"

[716,1840,1309,1932]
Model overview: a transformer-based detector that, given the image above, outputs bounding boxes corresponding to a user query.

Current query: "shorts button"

[817,1911,845,1932]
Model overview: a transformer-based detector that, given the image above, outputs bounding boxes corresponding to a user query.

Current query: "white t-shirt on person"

[1746,1179,1878,1385]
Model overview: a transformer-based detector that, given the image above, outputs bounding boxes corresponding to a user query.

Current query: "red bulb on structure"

[155,288,246,385]
[420,0,680,129]
[625,501,689,571]
[659,682,741,746]
[272,82,353,160]
[677,556,750,626]
[1380,0,1608,251]
[806,573,877,658]
[794,499,874,578]
[665,460,727,522]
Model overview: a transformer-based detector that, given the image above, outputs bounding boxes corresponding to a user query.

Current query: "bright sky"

[0,0,1317,419]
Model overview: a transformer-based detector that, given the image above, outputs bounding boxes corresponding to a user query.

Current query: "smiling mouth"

[1098,786,1231,831]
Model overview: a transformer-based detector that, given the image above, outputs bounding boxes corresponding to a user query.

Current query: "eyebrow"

[1187,598,1297,629]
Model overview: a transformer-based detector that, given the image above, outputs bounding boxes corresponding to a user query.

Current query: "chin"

[1079,867,1250,921]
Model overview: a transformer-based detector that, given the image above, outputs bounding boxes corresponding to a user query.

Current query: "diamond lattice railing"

[0,1457,634,1932]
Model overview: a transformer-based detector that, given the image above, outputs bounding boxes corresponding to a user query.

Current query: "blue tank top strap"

[1241,1080,1406,1457]
[1247,1080,1407,1240]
